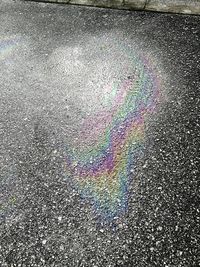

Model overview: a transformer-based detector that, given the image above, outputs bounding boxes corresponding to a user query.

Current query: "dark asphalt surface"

[0,1,200,266]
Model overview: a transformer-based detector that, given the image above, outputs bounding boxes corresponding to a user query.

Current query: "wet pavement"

[0,0,200,266]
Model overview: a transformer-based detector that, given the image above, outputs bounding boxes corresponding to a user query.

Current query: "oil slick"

[0,35,21,62]
[64,36,162,223]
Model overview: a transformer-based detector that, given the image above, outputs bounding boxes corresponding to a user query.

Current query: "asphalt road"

[0,0,200,266]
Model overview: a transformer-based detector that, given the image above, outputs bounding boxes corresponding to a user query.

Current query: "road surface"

[0,0,199,266]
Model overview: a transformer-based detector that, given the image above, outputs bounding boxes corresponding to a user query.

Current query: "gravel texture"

[0,1,200,266]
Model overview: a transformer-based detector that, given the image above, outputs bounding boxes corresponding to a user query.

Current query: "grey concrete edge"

[23,0,200,15]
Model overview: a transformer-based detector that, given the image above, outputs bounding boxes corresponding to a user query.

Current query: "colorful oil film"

[0,36,21,61]
[65,43,161,222]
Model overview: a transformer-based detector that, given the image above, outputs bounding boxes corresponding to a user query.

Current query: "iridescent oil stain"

[64,38,162,222]
[0,36,21,61]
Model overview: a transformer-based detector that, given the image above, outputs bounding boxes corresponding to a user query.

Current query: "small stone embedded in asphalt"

[0,0,200,266]
[42,240,47,245]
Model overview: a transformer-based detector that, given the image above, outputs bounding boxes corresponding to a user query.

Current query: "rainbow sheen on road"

[0,36,21,61]
[65,43,161,222]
